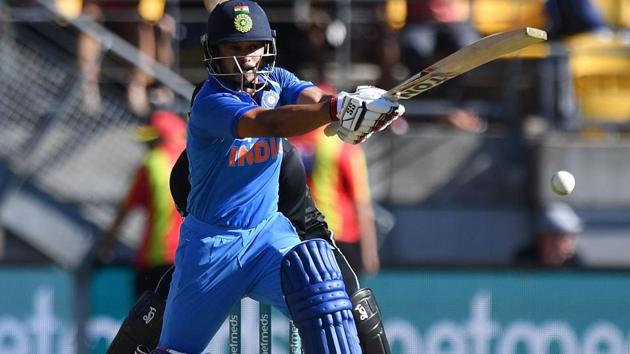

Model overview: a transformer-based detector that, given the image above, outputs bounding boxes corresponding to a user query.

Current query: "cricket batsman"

[109,108,394,354]
[122,1,404,353]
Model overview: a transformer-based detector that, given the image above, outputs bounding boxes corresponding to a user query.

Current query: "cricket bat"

[326,27,547,135]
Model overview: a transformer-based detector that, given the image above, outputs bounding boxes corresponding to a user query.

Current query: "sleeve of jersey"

[275,68,315,105]
[341,145,371,204]
[189,93,257,139]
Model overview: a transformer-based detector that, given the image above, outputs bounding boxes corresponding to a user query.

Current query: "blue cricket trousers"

[158,211,301,354]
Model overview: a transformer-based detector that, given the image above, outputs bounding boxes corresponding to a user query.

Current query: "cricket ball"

[551,170,575,196]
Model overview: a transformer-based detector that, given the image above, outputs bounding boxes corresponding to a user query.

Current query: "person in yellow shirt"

[291,127,380,276]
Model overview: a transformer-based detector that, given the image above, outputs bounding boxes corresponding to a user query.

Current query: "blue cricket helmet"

[202,0,277,92]
[206,0,273,45]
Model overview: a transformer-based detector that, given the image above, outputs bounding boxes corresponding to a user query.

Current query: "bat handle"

[387,91,401,101]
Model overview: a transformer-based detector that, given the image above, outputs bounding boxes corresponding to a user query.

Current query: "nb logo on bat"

[143,306,156,324]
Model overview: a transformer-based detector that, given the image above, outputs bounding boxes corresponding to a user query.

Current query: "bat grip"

[387,92,400,101]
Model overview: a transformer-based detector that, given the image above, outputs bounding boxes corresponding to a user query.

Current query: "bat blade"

[325,27,547,136]
[388,27,547,100]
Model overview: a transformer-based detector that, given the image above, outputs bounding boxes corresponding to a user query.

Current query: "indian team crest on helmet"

[233,4,253,33]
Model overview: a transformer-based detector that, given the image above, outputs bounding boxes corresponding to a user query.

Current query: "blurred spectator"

[470,0,546,35]
[400,0,485,132]
[545,0,611,40]
[306,8,333,86]
[374,0,405,89]
[78,0,176,116]
[96,110,186,296]
[290,128,380,276]
[544,0,613,128]
[515,202,584,267]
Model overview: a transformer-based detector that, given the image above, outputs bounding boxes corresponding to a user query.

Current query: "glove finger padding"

[335,104,405,143]
[355,85,387,98]
[337,126,373,145]
[365,96,400,114]
[374,103,406,132]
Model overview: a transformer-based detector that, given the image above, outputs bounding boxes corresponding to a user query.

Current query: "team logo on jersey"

[261,91,279,108]
[229,139,283,167]
[233,5,252,33]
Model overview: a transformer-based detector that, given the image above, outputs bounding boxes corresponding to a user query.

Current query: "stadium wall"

[0,268,629,354]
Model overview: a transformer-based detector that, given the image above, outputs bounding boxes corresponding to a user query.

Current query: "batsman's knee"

[281,239,362,354]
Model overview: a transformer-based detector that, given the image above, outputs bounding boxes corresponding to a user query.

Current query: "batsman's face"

[216,41,266,83]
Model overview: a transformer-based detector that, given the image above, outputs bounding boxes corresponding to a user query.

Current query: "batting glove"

[330,86,405,144]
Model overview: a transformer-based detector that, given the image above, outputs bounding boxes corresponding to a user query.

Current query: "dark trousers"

[134,265,174,298]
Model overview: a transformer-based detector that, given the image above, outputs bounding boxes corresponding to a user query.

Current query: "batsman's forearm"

[238,102,333,138]
[357,202,380,272]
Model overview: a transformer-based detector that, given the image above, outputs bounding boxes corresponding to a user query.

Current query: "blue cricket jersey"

[186,68,314,228]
